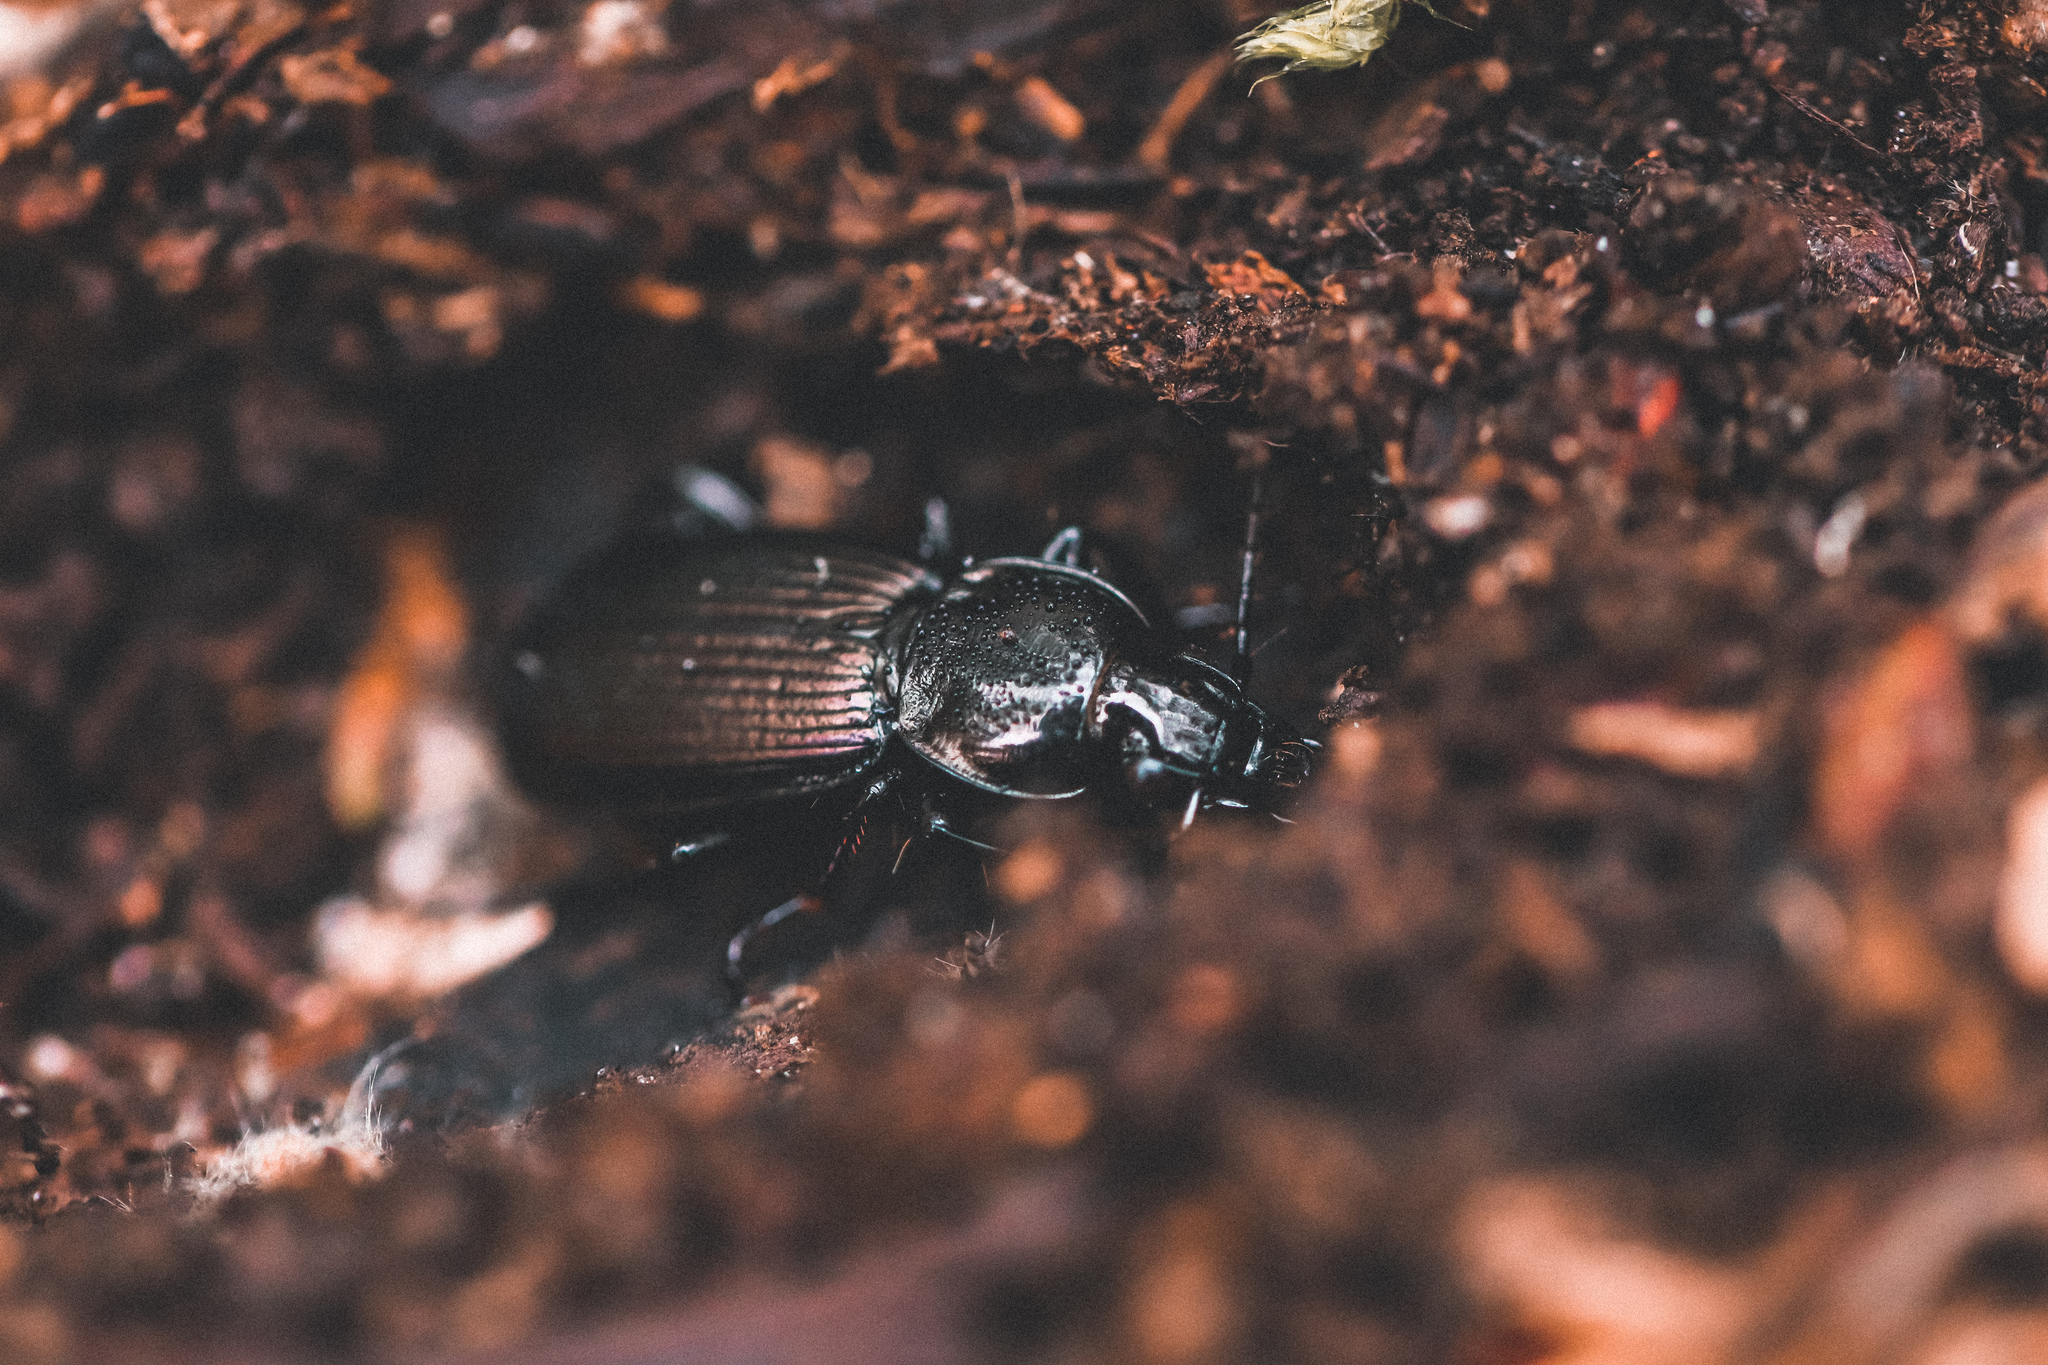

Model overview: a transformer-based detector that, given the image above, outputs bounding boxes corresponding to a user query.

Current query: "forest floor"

[1,0,2047,1361]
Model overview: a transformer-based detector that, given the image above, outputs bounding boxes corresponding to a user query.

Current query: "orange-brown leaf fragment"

[1999,777,2048,995]
[142,0,243,60]
[1013,75,1084,142]
[1813,619,1973,863]
[1637,372,1682,437]
[2007,0,2048,53]
[619,275,703,323]
[1203,250,1305,305]
[751,43,848,112]
[1413,258,1473,322]
[1011,1072,1093,1148]
[14,164,100,232]
[1567,700,1761,779]
[325,530,468,828]
[138,226,219,294]
[1950,477,2048,645]
[280,47,391,106]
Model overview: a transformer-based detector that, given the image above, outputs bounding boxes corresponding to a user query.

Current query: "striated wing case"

[498,536,941,816]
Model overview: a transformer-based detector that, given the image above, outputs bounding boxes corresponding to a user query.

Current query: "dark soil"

[2,0,2048,1360]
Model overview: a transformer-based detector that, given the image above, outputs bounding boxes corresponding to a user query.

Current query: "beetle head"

[1238,708,1314,800]
[1089,652,1312,814]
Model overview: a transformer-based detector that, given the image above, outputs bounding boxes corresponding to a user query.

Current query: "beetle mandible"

[495,475,1312,959]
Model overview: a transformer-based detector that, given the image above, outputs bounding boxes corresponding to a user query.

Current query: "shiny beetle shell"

[497,530,1311,826]
[498,538,940,815]
[896,559,1150,798]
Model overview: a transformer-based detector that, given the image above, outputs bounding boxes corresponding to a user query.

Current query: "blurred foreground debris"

[315,528,553,1007]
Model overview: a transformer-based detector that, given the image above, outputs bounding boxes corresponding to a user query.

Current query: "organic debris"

[0,0,2045,1362]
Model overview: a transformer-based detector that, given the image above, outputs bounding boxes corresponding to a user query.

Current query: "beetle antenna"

[919,497,955,564]
[726,894,809,980]
[674,465,760,534]
[927,819,1001,854]
[1041,525,1084,567]
[1234,459,1266,684]
[670,831,731,861]
[920,795,1003,854]
[1250,624,1292,659]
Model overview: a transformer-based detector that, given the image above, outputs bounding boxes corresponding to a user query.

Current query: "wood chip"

[1567,700,1761,779]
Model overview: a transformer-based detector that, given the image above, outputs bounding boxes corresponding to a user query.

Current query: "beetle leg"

[822,770,901,877]
[918,497,956,564]
[1179,785,1203,833]
[1040,525,1085,567]
[816,791,880,882]
[726,894,813,980]
[672,465,760,534]
[670,831,732,861]
[892,792,1003,871]
[822,810,868,880]
[730,769,905,986]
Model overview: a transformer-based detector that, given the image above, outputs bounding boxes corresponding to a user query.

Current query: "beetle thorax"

[895,560,1148,797]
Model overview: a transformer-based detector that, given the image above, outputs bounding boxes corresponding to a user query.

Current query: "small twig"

[178,9,311,141]
[1136,49,1234,174]
[1932,344,2048,388]
[1767,81,1885,161]
[1006,168,1028,269]
[1234,460,1266,681]
[1892,221,1923,308]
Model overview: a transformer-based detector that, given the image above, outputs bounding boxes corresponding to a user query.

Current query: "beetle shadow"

[356,793,996,1134]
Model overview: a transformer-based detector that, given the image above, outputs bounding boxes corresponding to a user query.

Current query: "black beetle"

[495,475,1312,964]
